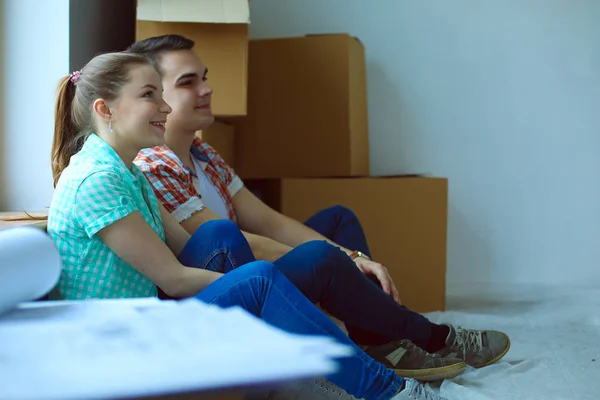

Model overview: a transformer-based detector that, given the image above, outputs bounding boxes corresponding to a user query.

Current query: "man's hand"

[354,257,401,305]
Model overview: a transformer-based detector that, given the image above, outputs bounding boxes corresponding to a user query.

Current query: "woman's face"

[108,64,172,150]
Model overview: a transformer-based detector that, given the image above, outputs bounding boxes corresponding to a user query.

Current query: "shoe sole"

[480,332,511,367]
[394,361,468,382]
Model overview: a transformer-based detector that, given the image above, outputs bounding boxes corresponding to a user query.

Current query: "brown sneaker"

[435,324,511,368]
[361,340,467,382]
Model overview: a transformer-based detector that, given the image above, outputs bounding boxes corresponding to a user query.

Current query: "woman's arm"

[159,204,192,257]
[97,211,222,298]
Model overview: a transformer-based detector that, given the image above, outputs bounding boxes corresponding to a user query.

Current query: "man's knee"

[297,240,335,257]
[325,205,358,221]
[297,240,351,270]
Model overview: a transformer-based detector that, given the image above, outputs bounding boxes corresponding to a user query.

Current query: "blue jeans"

[303,206,431,346]
[175,214,437,397]
[195,261,403,400]
[303,205,371,258]
[178,209,433,349]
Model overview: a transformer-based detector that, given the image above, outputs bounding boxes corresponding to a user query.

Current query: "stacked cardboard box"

[232,35,448,312]
[232,34,369,178]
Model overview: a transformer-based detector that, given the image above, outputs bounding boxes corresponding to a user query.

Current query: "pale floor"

[424,283,600,400]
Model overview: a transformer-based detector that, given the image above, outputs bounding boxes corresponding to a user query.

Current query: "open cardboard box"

[0,211,48,231]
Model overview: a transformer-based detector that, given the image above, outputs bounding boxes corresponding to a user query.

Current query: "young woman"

[46,51,455,400]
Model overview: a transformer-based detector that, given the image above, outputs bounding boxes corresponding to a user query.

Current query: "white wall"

[249,0,600,285]
[0,0,5,208]
[1,0,69,210]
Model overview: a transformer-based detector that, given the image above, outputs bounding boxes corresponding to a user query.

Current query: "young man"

[127,35,510,374]
[129,36,400,303]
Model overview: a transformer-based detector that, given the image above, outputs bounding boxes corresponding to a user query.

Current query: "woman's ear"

[92,99,111,122]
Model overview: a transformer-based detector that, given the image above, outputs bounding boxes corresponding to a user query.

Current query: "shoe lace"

[452,326,483,355]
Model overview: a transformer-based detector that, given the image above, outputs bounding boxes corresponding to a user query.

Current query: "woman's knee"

[200,219,239,234]
[196,219,243,239]
[238,260,279,278]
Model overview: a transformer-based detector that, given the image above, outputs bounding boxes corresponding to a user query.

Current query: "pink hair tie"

[70,70,81,84]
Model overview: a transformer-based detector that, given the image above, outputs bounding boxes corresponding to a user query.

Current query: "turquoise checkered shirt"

[48,134,164,299]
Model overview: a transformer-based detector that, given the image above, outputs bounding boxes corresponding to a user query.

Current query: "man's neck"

[166,129,197,170]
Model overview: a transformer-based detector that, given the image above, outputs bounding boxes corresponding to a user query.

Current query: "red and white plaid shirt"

[134,137,243,223]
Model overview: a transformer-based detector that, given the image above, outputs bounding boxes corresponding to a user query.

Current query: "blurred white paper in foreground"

[0,296,351,399]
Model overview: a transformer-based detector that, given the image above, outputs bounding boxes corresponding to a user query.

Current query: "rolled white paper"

[0,227,62,314]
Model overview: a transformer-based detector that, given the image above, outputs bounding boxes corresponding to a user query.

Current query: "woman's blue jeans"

[194,260,402,400]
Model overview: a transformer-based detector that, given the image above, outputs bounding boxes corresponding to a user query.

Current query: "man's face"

[159,50,214,133]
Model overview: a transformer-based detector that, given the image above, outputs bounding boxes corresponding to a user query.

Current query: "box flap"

[304,33,363,45]
[138,0,250,23]
[280,174,432,180]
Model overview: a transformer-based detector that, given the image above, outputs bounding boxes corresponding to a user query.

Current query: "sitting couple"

[45,34,510,400]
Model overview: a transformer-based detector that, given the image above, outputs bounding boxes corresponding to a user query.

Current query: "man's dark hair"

[126,34,195,72]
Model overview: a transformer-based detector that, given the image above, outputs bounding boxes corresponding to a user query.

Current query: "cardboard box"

[136,0,249,117]
[196,121,235,168]
[245,177,448,312]
[0,211,48,231]
[231,34,369,178]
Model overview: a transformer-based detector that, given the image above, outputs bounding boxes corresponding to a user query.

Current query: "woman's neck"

[113,146,139,170]
[98,133,139,170]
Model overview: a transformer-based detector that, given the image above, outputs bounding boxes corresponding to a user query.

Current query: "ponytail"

[50,52,152,188]
[51,76,79,188]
